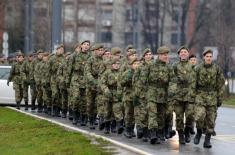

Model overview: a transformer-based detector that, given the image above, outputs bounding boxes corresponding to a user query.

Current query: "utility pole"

[24,0,33,55]
[51,0,62,52]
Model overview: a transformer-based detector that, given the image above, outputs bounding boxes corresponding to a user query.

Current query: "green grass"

[0,107,111,155]
[223,94,235,106]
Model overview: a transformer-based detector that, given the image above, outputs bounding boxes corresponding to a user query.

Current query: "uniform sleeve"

[85,58,97,86]
[167,65,177,101]
[8,63,15,82]
[134,65,148,97]
[99,70,110,94]
[216,66,225,101]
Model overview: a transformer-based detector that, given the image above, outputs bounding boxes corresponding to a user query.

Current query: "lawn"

[0,107,112,155]
[223,94,235,106]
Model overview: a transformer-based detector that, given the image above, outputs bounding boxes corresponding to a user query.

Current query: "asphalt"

[7,107,235,155]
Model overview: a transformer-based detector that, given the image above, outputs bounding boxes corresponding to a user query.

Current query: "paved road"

[11,107,235,155]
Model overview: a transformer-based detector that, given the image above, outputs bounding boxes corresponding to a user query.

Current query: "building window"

[64,5,75,21]
[171,33,178,45]
[78,5,95,22]
[101,32,112,43]
[64,30,74,43]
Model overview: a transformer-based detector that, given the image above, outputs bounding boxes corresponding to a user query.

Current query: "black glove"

[217,99,222,107]
[7,80,10,86]
[133,96,140,106]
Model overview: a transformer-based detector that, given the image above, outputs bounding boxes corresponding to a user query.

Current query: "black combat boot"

[149,128,160,144]
[104,121,110,134]
[142,127,148,142]
[16,102,20,109]
[184,126,191,143]
[165,125,170,139]
[117,120,124,134]
[124,126,132,138]
[31,99,36,110]
[203,134,212,148]
[51,105,56,116]
[89,116,95,130]
[80,114,87,126]
[190,127,195,135]
[111,120,117,133]
[72,111,78,125]
[61,109,67,118]
[158,128,165,141]
[56,106,61,117]
[68,108,73,121]
[131,125,136,137]
[194,128,202,144]
[98,116,105,131]
[37,103,43,113]
[178,130,186,144]
[136,125,144,139]
[25,101,28,110]
[47,106,51,115]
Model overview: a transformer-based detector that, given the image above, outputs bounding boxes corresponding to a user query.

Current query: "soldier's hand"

[7,80,10,86]
[217,100,222,107]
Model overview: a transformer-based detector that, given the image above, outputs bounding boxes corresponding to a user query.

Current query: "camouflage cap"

[203,49,213,56]
[111,47,122,55]
[28,52,34,57]
[56,44,64,50]
[189,54,196,59]
[17,51,24,57]
[128,58,139,65]
[177,46,189,54]
[90,43,104,51]
[37,49,44,54]
[157,46,170,54]
[142,48,152,56]
[127,48,137,56]
[81,40,90,45]
[125,44,134,52]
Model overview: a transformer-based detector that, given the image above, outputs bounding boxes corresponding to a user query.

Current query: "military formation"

[6,40,225,149]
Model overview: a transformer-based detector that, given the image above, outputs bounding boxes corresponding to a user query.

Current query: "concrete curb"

[7,107,151,155]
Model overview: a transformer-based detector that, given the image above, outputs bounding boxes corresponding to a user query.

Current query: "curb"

[7,107,151,155]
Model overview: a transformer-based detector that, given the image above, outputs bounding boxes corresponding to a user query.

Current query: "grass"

[223,94,235,106]
[0,107,112,155]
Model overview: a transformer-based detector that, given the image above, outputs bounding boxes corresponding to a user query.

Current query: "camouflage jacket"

[34,59,43,85]
[8,61,24,85]
[195,62,225,106]
[173,60,196,102]
[21,60,36,83]
[57,58,70,89]
[41,61,51,87]
[67,51,89,88]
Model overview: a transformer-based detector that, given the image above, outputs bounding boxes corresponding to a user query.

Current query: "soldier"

[49,44,65,117]
[7,51,25,109]
[100,59,122,134]
[41,52,52,114]
[57,52,71,118]
[85,44,105,130]
[97,48,112,131]
[173,46,196,144]
[34,50,44,112]
[119,49,138,138]
[133,48,153,142]
[194,49,225,148]
[67,40,90,126]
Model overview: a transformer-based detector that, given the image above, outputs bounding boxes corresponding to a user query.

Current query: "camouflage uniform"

[34,51,44,112]
[48,51,64,116]
[8,53,25,109]
[21,55,37,109]
[41,52,52,114]
[173,46,196,144]
[85,44,104,129]
[57,52,71,118]
[194,49,225,148]
[67,49,90,125]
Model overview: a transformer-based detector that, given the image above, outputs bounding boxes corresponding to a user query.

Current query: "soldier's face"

[132,61,140,70]
[144,52,153,62]
[57,47,64,55]
[204,53,213,64]
[43,56,49,61]
[18,56,24,62]
[28,56,33,61]
[189,57,197,65]
[112,62,120,70]
[38,53,43,59]
[129,54,137,61]
[158,53,169,63]
[103,51,111,59]
[179,49,189,60]
[81,42,90,52]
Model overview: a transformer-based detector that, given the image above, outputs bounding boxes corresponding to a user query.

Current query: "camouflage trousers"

[112,101,124,122]
[60,88,68,111]
[165,103,174,127]
[42,84,52,107]
[35,84,43,107]
[13,83,24,103]
[174,101,195,131]
[70,85,86,114]
[86,88,97,118]
[23,82,37,103]
[134,97,148,128]
[50,80,62,108]
[123,91,134,127]
[194,105,217,134]
[96,92,106,118]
